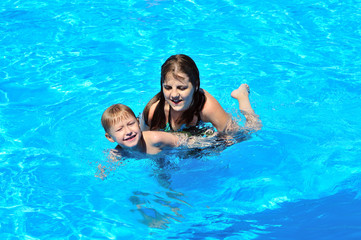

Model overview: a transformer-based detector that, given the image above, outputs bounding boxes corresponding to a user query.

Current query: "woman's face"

[162,71,195,112]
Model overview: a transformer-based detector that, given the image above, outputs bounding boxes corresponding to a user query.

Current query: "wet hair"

[101,103,136,133]
[143,54,206,130]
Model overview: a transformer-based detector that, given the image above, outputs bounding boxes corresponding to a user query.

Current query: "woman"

[141,54,261,134]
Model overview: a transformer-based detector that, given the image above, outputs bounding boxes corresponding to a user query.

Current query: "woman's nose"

[170,89,179,98]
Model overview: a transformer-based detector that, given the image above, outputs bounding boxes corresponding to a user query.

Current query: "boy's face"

[105,115,142,149]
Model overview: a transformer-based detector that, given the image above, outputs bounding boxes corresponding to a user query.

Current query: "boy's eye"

[128,121,135,125]
[116,127,123,132]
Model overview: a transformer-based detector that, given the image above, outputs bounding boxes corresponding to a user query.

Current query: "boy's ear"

[105,133,115,143]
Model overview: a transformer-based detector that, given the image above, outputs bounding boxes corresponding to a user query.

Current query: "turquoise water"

[1,0,361,239]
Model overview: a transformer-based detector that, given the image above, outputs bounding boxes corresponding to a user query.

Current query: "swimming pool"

[1,0,361,239]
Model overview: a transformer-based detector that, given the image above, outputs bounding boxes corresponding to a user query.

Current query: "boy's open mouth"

[124,133,137,141]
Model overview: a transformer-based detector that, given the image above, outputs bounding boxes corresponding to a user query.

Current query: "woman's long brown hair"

[143,54,206,130]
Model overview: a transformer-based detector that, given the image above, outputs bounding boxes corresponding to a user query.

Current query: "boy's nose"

[124,126,132,134]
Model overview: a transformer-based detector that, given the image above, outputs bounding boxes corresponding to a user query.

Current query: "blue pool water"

[1,0,361,239]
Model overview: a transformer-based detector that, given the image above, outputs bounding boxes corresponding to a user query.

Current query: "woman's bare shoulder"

[200,88,230,131]
[147,99,160,120]
[201,89,224,113]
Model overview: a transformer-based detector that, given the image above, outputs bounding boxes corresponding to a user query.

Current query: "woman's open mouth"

[171,99,182,105]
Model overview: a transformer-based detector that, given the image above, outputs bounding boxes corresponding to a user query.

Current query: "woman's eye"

[179,86,187,90]
[163,86,171,90]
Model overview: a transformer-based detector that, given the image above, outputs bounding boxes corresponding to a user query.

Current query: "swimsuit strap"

[168,108,173,131]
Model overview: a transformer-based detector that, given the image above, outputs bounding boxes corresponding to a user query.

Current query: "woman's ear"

[105,133,115,143]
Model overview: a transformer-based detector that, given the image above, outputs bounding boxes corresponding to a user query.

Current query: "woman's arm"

[200,90,232,132]
[144,131,180,154]
[149,131,219,150]
[201,86,262,133]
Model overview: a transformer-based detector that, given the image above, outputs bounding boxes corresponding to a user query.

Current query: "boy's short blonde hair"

[101,104,136,133]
